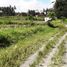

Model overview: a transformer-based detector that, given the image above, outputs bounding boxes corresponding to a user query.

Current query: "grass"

[0,24,59,67]
[50,19,65,29]
[63,19,67,24]
[0,16,31,25]
[0,16,67,67]
[50,39,65,67]
[0,25,47,47]
[0,16,44,25]
[30,28,67,67]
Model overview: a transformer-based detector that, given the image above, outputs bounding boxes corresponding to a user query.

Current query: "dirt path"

[61,38,67,67]
[20,33,59,67]
[37,33,67,67]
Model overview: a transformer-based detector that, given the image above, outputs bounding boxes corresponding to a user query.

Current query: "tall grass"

[0,25,59,67]
[50,40,65,67]
[30,29,66,67]
[0,16,44,25]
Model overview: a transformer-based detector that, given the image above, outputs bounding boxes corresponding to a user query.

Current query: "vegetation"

[0,15,67,67]
[0,0,67,67]
[0,16,44,25]
[0,20,60,67]
[0,5,16,16]
[50,19,65,28]
[50,40,65,67]
[54,0,67,18]
[30,28,66,67]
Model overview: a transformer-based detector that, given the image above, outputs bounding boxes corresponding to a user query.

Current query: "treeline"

[0,5,46,16]
[0,5,16,16]
[0,0,67,18]
[16,10,46,17]
[0,5,54,18]
[54,0,67,18]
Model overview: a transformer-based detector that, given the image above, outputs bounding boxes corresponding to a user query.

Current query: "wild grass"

[49,39,65,67]
[50,19,65,29]
[30,29,66,67]
[0,25,46,47]
[0,16,44,25]
[63,19,67,24]
[0,24,59,67]
[0,16,66,67]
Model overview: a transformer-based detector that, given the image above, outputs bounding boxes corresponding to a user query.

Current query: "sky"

[0,0,56,12]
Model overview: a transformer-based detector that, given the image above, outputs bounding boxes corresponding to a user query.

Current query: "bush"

[49,19,65,29]
[47,21,57,28]
[0,35,13,47]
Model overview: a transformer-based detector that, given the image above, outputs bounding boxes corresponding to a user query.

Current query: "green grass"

[50,19,65,29]
[0,24,60,67]
[50,40,65,67]
[63,19,67,24]
[0,16,31,25]
[30,28,66,67]
[0,16,44,25]
[0,16,67,67]
[0,25,47,46]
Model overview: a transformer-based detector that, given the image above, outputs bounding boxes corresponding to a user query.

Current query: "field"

[0,16,67,67]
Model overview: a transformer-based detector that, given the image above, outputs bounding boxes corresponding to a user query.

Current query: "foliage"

[54,0,67,18]
[0,5,16,16]
[0,25,59,67]
[28,10,35,16]
[0,16,44,25]
[49,19,65,29]
[28,15,34,21]
[48,12,55,19]
[0,16,66,67]
[0,35,13,47]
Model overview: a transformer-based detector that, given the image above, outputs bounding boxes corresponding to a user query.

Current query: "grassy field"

[29,19,67,67]
[0,16,66,67]
[0,16,44,25]
[30,29,66,67]
[49,36,67,67]
[0,25,60,67]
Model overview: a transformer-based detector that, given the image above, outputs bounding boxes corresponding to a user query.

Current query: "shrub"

[49,19,65,29]
[0,35,12,47]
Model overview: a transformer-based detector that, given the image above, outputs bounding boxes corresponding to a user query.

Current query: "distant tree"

[28,10,35,16]
[0,5,16,16]
[43,9,46,16]
[47,8,55,19]
[45,9,48,16]
[21,12,27,16]
[54,0,67,18]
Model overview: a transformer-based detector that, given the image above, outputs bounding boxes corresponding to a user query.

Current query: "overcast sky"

[0,0,55,12]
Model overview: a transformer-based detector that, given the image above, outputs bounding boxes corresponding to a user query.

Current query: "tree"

[0,5,16,16]
[47,8,55,19]
[28,10,35,16]
[54,0,67,18]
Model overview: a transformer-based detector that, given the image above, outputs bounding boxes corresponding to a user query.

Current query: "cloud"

[15,0,48,12]
[0,0,55,12]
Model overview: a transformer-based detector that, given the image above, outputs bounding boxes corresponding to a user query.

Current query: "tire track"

[61,38,67,67]
[37,33,67,67]
[20,33,60,67]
